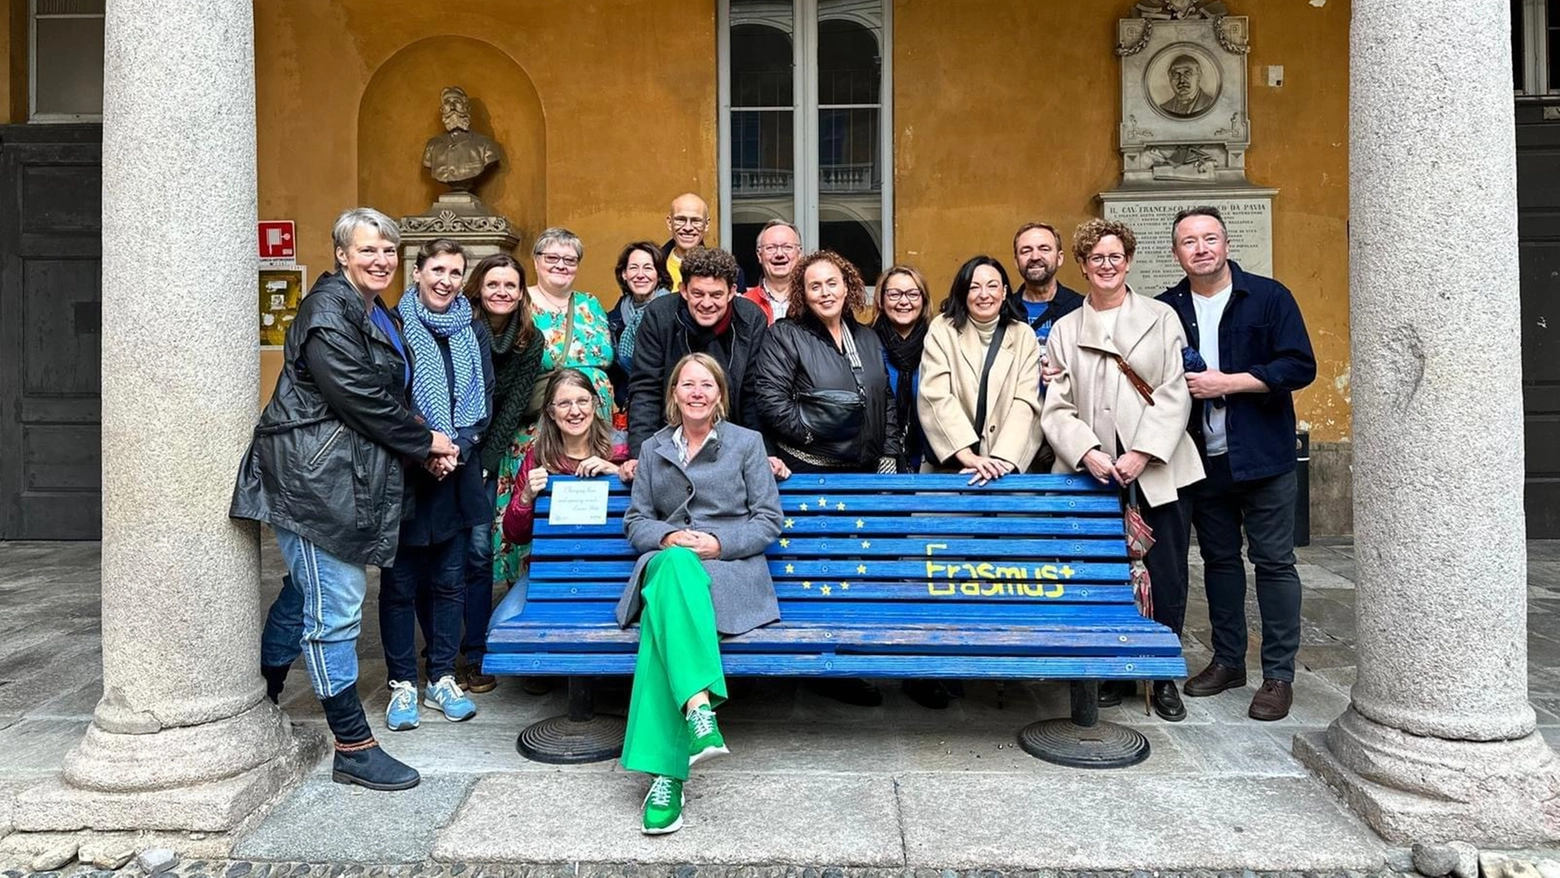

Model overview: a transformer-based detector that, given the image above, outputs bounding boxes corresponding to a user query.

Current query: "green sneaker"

[641,775,684,835]
[686,704,729,766]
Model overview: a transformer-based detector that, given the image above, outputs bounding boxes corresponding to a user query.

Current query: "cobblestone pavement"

[1,538,1558,871]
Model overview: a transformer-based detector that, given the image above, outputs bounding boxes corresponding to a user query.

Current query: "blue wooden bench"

[485,473,1187,768]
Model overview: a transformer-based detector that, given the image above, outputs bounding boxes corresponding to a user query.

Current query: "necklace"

[531,285,570,313]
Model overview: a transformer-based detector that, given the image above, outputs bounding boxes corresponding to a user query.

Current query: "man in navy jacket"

[1157,206,1316,722]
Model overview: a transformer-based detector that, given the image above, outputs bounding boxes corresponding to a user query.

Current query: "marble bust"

[1157,53,1217,118]
[422,85,500,191]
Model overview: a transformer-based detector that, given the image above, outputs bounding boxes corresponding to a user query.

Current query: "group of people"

[228,193,1316,835]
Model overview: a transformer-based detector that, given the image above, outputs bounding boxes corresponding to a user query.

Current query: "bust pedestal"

[400,192,521,284]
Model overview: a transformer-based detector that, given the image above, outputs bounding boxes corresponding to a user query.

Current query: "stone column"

[14,0,320,835]
[1294,0,1560,844]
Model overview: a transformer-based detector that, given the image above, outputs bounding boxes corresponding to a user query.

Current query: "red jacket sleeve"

[501,447,538,544]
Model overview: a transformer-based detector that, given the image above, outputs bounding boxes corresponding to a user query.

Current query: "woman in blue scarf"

[378,239,494,732]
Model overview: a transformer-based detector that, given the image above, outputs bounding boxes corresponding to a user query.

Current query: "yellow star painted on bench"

[836,501,847,511]
[855,519,865,529]
[818,496,829,507]
[785,563,795,574]
[840,583,850,590]
[778,538,790,548]
[784,518,795,529]
[802,581,812,589]
[860,540,871,549]
[856,564,867,574]
[820,584,832,595]
[800,503,809,512]
[1060,565,1076,578]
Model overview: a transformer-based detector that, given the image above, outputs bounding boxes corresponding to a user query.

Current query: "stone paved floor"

[1,537,1558,869]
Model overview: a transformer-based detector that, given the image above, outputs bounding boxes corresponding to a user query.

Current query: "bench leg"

[516,676,628,765]
[1016,680,1151,769]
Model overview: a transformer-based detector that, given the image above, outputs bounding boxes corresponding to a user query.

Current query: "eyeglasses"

[883,289,922,303]
[551,398,594,412]
[670,216,709,229]
[540,253,579,268]
[759,243,800,255]
[1087,253,1127,267]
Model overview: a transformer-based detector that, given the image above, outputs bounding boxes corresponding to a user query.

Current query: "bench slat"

[537,494,1124,516]
[523,580,1140,603]
[482,652,1185,679]
[535,515,1127,538]
[488,624,1180,655]
[493,600,1151,628]
[532,536,1129,560]
[528,559,1132,582]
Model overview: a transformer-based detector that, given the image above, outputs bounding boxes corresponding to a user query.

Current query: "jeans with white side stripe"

[263,526,368,698]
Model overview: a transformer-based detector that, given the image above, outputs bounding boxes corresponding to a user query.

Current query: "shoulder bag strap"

[1109,352,1157,407]
[973,319,1008,437]
[840,323,866,397]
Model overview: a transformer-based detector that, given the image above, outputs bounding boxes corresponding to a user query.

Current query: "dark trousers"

[381,535,467,684]
[1139,494,1190,639]
[415,477,498,661]
[1188,453,1302,682]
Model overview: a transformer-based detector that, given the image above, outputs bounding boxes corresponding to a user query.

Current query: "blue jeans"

[380,535,466,684]
[263,527,367,699]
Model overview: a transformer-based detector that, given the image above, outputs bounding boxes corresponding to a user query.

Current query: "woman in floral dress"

[492,227,618,586]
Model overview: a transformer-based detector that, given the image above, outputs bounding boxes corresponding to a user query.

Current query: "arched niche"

[357,36,545,265]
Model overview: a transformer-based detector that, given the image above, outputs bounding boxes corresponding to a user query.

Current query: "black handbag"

[795,325,868,442]
[796,388,866,439]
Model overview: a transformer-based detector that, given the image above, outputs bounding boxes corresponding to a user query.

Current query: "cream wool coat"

[918,313,1044,469]
[1041,292,1204,507]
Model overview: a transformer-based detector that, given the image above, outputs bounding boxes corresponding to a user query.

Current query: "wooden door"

[0,125,103,540]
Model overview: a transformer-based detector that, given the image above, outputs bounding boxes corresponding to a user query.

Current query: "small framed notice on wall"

[259,265,306,347]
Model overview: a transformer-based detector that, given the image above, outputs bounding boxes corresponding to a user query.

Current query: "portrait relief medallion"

[1144,43,1222,121]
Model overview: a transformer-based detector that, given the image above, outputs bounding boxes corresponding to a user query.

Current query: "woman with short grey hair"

[233,206,456,792]
[490,227,620,585]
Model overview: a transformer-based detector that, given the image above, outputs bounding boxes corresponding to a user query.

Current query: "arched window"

[721,0,891,285]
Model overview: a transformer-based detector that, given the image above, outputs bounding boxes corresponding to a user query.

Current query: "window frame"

[717,0,895,273]
[1515,0,1558,98]
[28,0,106,123]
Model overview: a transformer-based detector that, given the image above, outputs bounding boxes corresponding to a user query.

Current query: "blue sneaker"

[425,675,477,722]
[386,679,420,731]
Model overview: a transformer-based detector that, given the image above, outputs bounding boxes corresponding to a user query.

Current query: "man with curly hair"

[621,247,783,482]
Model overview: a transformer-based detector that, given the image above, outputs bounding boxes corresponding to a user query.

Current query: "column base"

[1295,707,1560,844]
[12,712,326,833]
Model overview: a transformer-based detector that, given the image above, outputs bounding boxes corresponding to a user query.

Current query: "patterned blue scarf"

[397,286,486,436]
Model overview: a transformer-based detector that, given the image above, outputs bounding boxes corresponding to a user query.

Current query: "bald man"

[661,193,746,291]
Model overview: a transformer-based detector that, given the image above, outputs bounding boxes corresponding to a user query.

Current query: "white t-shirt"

[1192,283,1233,455]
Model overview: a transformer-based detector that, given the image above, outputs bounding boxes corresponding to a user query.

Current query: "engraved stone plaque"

[1099,188,1275,294]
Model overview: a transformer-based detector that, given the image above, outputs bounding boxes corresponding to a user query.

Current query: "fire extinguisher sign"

[258,220,296,261]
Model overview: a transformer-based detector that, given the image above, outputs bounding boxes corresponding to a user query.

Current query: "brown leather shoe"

[1182,661,1247,697]
[1248,679,1293,721]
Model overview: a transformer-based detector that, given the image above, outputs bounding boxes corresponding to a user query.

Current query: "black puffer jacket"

[753,313,900,466]
[626,294,769,457]
[230,271,432,566]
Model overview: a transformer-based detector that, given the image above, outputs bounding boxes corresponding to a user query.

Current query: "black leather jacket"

[626,294,769,457]
[230,271,432,566]
[753,314,900,466]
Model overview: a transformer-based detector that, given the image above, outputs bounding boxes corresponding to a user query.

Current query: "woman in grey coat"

[613,352,783,835]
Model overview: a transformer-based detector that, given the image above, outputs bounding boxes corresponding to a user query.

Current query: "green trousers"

[620,546,728,781]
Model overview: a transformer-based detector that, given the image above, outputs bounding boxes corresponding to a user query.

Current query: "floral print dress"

[491,291,617,585]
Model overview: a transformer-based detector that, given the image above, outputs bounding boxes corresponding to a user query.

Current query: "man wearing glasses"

[661,193,746,292]
[742,219,801,324]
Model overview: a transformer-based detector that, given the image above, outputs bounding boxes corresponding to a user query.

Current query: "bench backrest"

[527,473,1136,628]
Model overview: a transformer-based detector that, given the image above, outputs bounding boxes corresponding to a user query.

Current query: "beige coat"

[1041,292,1204,507]
[918,314,1044,470]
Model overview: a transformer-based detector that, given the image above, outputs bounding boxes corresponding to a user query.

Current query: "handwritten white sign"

[547,480,610,526]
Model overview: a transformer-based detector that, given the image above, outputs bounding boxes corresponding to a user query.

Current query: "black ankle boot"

[319,688,419,791]
[261,663,291,704]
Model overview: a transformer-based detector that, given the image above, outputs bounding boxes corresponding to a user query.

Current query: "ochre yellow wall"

[255,0,1350,440]
[892,0,1351,441]
[254,0,720,401]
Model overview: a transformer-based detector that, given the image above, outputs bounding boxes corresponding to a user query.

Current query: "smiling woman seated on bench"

[614,352,784,836]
